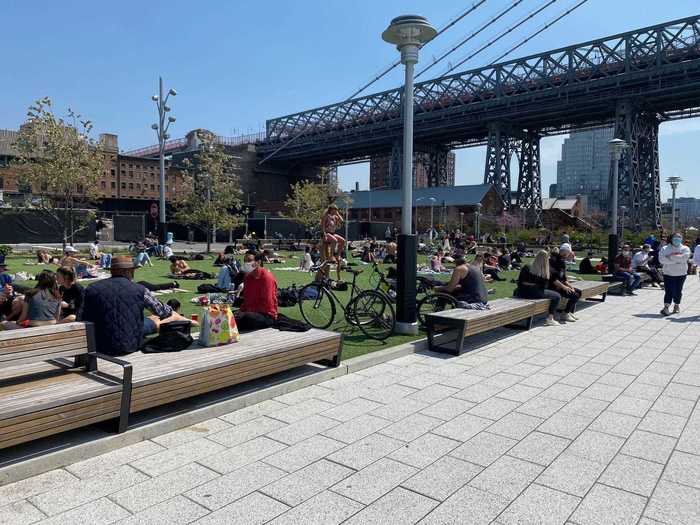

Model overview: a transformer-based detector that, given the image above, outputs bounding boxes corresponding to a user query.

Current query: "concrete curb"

[0,335,429,486]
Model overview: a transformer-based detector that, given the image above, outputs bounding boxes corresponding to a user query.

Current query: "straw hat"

[110,256,136,269]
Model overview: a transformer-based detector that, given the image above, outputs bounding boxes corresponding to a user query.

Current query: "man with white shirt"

[631,244,662,287]
[89,240,101,259]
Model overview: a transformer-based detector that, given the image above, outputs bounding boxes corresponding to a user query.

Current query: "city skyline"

[2,1,699,201]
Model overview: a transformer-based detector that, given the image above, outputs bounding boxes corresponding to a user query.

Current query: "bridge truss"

[259,15,700,229]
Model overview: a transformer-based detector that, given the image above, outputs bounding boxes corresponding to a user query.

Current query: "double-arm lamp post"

[151,77,177,245]
[382,15,436,335]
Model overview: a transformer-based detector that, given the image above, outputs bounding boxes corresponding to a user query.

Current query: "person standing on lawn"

[659,233,691,316]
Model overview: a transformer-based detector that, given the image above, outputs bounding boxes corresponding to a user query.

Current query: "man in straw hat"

[79,255,173,355]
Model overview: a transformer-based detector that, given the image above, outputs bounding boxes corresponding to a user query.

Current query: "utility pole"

[151,77,177,245]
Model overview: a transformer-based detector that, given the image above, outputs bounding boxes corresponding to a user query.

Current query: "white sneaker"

[569,313,579,320]
[660,306,671,316]
[562,313,577,322]
[544,318,560,326]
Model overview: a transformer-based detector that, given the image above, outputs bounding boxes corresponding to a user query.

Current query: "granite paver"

[7,283,700,524]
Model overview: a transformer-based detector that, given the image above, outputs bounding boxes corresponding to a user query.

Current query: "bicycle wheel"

[417,293,459,328]
[349,290,396,341]
[298,283,336,330]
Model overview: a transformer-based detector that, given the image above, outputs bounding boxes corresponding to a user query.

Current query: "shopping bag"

[218,305,240,344]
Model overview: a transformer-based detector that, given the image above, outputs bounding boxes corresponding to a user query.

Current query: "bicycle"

[298,262,396,341]
[367,261,457,329]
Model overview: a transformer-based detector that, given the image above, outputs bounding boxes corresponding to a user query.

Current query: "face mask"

[672,238,682,247]
[241,262,255,273]
[622,251,630,257]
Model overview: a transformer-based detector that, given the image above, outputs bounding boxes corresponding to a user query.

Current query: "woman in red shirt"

[236,252,278,332]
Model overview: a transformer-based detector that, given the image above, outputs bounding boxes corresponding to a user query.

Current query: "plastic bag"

[198,305,239,346]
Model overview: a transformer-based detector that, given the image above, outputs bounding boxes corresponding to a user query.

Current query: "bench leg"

[315,336,343,368]
[116,366,133,433]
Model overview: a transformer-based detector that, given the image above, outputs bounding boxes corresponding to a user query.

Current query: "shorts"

[143,317,158,335]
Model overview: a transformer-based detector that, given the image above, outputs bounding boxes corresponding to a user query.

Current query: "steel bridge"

[258,15,700,229]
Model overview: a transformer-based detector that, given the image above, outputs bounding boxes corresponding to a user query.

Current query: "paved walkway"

[2,281,700,524]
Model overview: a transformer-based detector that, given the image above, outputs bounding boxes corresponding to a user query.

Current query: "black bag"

[197,283,227,293]
[277,285,299,308]
[273,313,311,332]
[330,280,348,291]
[141,321,193,353]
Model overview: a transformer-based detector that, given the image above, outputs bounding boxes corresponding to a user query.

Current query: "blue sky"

[2,0,699,200]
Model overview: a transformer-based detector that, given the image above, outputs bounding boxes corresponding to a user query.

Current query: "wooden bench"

[0,323,132,450]
[531,280,611,316]
[426,298,536,356]
[99,328,342,419]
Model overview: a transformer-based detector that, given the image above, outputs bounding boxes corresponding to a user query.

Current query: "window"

[129,171,134,178]
[128,183,134,190]
[136,183,141,190]
[111,169,115,177]
[101,181,106,189]
[77,185,84,194]
[150,184,155,190]
[111,181,116,189]
[121,182,126,189]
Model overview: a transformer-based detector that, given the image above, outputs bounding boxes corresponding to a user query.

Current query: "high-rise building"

[670,197,700,226]
[369,150,455,189]
[556,127,614,210]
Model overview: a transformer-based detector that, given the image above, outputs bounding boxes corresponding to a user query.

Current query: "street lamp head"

[151,124,158,130]
[168,88,177,96]
[168,116,176,123]
[382,15,436,64]
[608,138,627,156]
[163,105,171,112]
[151,95,159,102]
[667,176,682,189]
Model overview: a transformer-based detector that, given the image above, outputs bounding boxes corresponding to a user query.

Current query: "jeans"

[615,271,642,291]
[517,288,562,315]
[636,266,663,284]
[558,287,580,313]
[100,253,112,268]
[663,274,687,305]
[134,252,151,267]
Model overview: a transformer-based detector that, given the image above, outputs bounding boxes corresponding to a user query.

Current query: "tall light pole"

[460,211,464,234]
[383,15,436,335]
[151,77,177,245]
[608,138,627,267]
[667,176,682,232]
[416,196,436,242]
[474,203,482,239]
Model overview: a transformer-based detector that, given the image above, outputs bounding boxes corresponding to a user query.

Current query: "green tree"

[12,97,104,248]
[173,131,242,253]
[284,180,337,236]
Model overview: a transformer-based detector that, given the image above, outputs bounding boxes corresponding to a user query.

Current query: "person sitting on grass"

[79,256,173,355]
[56,266,84,323]
[595,256,608,274]
[0,282,23,323]
[579,251,598,274]
[169,256,200,276]
[298,246,313,272]
[89,239,101,260]
[614,243,642,295]
[13,270,62,328]
[430,248,448,272]
[36,250,51,264]
[515,250,561,326]
[59,247,97,279]
[235,252,278,332]
[134,244,153,268]
[481,251,505,281]
[384,240,397,264]
[549,245,580,322]
[435,255,488,309]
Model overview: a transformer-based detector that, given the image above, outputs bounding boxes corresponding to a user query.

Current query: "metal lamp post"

[667,176,682,232]
[460,211,464,233]
[383,15,436,335]
[151,77,177,245]
[416,196,436,243]
[474,203,482,239]
[608,138,627,268]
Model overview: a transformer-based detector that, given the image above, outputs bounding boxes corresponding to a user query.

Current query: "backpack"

[273,313,311,332]
[141,321,194,353]
[278,285,299,308]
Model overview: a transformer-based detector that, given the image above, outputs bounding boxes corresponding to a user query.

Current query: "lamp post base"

[158,222,168,246]
[394,321,419,335]
[396,233,418,330]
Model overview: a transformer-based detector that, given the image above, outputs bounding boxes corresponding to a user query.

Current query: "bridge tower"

[484,124,543,226]
[612,101,662,231]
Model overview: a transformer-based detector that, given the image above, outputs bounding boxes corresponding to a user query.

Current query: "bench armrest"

[87,352,133,433]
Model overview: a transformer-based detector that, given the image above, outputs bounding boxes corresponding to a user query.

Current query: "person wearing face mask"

[632,244,662,287]
[614,244,642,295]
[235,251,278,332]
[658,233,691,316]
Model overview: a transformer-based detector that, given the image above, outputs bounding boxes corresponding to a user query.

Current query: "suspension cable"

[416,0,525,79]
[490,0,591,64]
[346,0,488,100]
[260,1,489,164]
[443,0,560,76]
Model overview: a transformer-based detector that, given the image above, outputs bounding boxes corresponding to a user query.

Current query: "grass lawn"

[2,250,600,361]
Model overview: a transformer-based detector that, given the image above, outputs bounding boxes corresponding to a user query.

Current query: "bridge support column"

[613,101,662,231]
[426,145,454,187]
[484,123,515,209]
[516,132,543,228]
[390,140,403,190]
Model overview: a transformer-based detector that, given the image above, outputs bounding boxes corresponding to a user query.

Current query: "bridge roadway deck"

[2,279,700,523]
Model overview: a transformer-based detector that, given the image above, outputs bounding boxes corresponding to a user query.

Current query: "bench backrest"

[0,322,93,367]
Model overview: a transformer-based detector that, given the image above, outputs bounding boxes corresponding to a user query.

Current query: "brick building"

[369,150,456,189]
